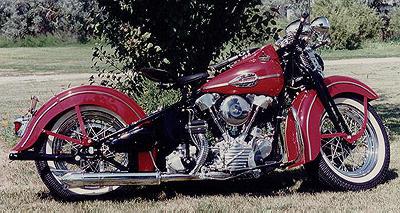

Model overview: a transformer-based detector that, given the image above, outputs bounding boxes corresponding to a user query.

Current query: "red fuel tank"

[201,45,284,96]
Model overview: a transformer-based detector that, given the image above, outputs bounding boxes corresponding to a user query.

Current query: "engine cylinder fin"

[224,144,252,171]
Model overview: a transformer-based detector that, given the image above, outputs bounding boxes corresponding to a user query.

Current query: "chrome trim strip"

[203,82,229,90]
[291,107,305,163]
[203,73,281,90]
[258,73,281,80]
[21,101,58,148]
[306,96,318,161]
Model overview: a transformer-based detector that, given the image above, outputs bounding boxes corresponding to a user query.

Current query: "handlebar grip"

[294,12,310,42]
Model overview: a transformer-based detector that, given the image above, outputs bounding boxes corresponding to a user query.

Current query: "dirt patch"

[0,73,91,85]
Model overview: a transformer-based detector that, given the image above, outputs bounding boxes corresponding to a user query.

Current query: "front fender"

[285,75,378,167]
[11,85,146,152]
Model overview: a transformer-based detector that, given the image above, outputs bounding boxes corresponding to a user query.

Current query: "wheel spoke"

[320,100,380,179]
[86,123,97,138]
[93,125,114,140]
[103,158,128,171]
[48,107,129,194]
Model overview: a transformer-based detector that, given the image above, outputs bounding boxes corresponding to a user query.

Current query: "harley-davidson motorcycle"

[10,14,390,200]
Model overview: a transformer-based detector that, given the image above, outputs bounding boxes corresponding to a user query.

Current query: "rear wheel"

[35,106,130,200]
[308,97,390,190]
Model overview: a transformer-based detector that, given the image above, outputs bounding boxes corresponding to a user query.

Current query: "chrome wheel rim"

[46,106,127,194]
[320,103,379,178]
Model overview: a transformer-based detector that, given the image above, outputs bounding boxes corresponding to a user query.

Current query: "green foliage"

[389,7,400,40]
[0,116,18,147]
[0,0,96,42]
[0,35,79,48]
[313,0,381,50]
[217,4,280,60]
[134,80,181,113]
[91,0,277,110]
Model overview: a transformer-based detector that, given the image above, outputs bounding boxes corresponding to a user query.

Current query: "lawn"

[0,41,400,77]
[0,46,399,211]
[321,41,400,60]
[0,46,93,76]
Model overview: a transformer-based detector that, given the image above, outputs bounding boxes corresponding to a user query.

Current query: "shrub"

[313,0,381,50]
[389,7,400,40]
[0,35,79,48]
[91,0,278,111]
[0,0,95,42]
[215,4,279,61]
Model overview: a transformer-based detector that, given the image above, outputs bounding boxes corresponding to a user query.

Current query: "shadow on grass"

[383,169,399,184]
[374,103,400,135]
[35,168,398,202]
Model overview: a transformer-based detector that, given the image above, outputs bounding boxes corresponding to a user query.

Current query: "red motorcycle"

[10,15,390,200]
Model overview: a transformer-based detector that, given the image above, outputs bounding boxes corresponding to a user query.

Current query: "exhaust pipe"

[60,172,199,188]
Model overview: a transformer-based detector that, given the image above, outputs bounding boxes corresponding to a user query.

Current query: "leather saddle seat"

[176,72,209,87]
[141,67,209,87]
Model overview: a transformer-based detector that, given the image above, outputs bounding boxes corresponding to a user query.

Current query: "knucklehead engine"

[166,93,277,176]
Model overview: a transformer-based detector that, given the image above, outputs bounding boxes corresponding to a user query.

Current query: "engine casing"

[224,142,254,171]
[219,95,252,126]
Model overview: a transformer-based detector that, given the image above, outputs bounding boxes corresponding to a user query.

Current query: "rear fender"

[10,85,155,171]
[285,75,379,167]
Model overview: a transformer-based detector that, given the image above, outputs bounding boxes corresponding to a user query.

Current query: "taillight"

[12,96,38,137]
[14,121,22,135]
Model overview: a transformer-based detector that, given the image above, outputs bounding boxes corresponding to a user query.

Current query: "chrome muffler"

[60,172,199,188]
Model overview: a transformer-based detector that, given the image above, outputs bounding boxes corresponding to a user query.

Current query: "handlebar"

[293,12,309,44]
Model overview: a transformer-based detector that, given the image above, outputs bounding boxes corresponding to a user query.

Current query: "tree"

[91,0,278,105]
[313,0,381,50]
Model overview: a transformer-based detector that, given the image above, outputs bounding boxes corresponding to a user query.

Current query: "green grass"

[0,45,399,211]
[321,41,400,60]
[0,41,399,77]
[0,36,100,48]
[0,46,94,76]
[0,36,75,48]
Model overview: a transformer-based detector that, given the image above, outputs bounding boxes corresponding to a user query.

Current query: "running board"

[60,172,199,188]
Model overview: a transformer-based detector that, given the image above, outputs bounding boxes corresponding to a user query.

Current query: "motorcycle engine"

[165,93,275,176]
[219,95,252,126]
[196,94,275,173]
[209,125,274,172]
[219,95,256,137]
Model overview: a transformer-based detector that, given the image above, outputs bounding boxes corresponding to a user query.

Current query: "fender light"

[14,115,31,137]
[14,121,22,134]
[14,95,39,137]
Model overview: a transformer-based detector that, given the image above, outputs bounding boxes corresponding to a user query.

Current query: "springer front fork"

[309,71,368,144]
[310,71,351,134]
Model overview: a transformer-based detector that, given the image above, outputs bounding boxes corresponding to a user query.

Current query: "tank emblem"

[229,73,258,87]
[258,53,271,62]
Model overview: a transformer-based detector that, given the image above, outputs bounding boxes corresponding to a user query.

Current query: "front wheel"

[307,97,390,191]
